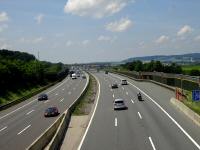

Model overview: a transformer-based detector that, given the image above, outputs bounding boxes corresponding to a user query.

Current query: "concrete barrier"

[26,73,90,150]
[110,71,175,92]
[170,98,200,127]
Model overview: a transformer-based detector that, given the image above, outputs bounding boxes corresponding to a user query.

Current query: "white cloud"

[194,35,200,42]
[155,35,169,44]
[0,24,8,32]
[35,14,44,24]
[0,12,9,22]
[64,0,133,18]
[106,18,132,32]
[98,35,117,42]
[66,40,73,47]
[82,40,90,45]
[177,25,193,36]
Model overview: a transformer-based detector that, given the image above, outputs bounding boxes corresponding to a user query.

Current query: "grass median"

[73,73,97,115]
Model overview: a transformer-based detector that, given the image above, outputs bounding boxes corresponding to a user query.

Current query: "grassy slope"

[182,90,200,115]
[182,65,200,74]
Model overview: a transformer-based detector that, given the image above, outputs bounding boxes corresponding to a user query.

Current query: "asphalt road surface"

[0,74,88,150]
[79,72,200,150]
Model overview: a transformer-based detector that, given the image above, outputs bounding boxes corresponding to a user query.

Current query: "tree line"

[119,60,200,76]
[0,49,69,96]
[120,60,182,74]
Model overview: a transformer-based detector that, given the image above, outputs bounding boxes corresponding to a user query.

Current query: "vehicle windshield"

[115,101,124,104]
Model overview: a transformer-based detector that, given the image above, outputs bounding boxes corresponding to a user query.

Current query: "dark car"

[44,107,59,117]
[38,94,48,101]
[111,83,118,89]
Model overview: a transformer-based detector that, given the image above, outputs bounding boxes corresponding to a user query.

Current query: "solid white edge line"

[26,110,34,115]
[110,73,200,150]
[0,126,7,132]
[149,137,156,150]
[113,94,115,98]
[115,118,118,127]
[138,112,142,119]
[17,125,31,135]
[0,77,70,120]
[77,74,101,150]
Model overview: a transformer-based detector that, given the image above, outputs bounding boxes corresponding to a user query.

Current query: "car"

[111,83,118,89]
[113,99,127,110]
[44,107,59,117]
[82,75,86,79]
[38,93,48,101]
[121,79,128,85]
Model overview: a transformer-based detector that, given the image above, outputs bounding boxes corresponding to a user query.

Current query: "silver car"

[113,99,127,110]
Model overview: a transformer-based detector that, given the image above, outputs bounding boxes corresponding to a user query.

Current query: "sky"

[0,0,200,63]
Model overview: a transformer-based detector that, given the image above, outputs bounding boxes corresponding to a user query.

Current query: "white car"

[121,79,128,85]
[113,99,127,110]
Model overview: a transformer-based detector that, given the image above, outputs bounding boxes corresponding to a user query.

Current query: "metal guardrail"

[128,71,200,83]
[112,70,200,91]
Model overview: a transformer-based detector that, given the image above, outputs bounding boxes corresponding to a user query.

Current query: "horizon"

[0,0,200,63]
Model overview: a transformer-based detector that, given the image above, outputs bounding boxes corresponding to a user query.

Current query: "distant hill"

[122,53,200,63]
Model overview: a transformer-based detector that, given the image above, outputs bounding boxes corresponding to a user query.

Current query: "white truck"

[71,73,77,79]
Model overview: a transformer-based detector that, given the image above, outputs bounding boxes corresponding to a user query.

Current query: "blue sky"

[0,0,200,63]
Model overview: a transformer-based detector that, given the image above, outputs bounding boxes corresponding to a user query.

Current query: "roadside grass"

[73,73,97,115]
[182,90,200,115]
[182,65,200,74]
[182,65,200,71]
[0,85,43,105]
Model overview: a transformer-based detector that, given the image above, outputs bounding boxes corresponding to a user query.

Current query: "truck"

[71,73,77,79]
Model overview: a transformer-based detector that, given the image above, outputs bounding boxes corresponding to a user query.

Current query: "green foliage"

[182,65,200,76]
[120,60,182,74]
[0,49,69,104]
[190,69,200,76]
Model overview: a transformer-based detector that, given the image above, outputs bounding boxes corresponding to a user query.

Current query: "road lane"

[0,74,88,150]
[80,72,200,150]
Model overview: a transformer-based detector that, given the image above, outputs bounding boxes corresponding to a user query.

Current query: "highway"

[79,72,200,150]
[0,75,88,150]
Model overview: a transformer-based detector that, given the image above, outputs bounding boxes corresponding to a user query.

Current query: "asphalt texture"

[80,72,200,150]
[0,75,88,150]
